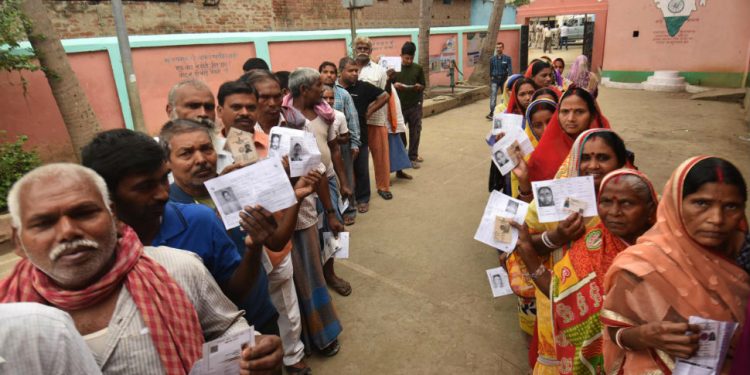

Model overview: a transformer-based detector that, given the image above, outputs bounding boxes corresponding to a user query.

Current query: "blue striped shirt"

[490,54,512,81]
[333,83,362,149]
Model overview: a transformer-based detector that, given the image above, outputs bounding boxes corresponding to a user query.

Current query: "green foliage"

[0,132,41,212]
[0,0,38,74]
[508,0,530,7]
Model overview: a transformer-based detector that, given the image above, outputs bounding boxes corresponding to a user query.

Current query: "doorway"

[520,14,593,76]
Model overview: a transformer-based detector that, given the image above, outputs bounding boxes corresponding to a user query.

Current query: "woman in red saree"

[504,77,538,115]
[602,156,750,374]
[526,87,611,183]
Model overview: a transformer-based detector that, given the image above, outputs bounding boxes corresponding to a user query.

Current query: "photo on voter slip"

[190,326,255,375]
[486,267,513,298]
[491,113,523,136]
[289,133,322,178]
[379,56,402,72]
[474,191,529,252]
[673,316,737,375]
[204,157,297,230]
[489,126,534,176]
[531,175,598,223]
[224,127,259,165]
[268,126,305,158]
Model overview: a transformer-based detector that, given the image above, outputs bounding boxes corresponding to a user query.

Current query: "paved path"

[307,98,531,374]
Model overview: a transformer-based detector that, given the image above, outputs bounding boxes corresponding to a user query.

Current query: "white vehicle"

[562,15,587,42]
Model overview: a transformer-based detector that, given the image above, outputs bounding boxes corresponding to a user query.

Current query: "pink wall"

[132,43,254,134]
[603,0,750,74]
[268,39,348,73]
[516,0,608,70]
[462,29,521,80]
[0,51,123,162]
[370,36,412,59]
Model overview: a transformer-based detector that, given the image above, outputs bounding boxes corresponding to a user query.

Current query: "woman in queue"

[602,156,749,374]
[505,129,632,373]
[515,168,658,374]
[525,87,611,184]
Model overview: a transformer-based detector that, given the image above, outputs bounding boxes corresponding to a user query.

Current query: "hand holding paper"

[190,327,256,375]
[532,176,598,223]
[474,191,530,252]
[239,206,278,248]
[204,158,297,229]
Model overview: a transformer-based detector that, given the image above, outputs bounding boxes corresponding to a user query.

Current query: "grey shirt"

[94,246,248,374]
[0,302,102,375]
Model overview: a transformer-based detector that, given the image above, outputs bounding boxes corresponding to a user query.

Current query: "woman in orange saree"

[602,156,750,374]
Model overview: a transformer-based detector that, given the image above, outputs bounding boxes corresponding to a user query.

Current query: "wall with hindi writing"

[602,0,750,87]
[0,25,521,161]
[132,44,255,133]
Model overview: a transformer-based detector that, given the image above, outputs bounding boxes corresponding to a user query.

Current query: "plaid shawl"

[0,225,204,374]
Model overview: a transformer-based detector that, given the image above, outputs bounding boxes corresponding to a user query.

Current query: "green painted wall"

[602,70,747,88]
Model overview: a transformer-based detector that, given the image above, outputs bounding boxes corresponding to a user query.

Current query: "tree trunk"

[418,0,432,91]
[467,0,506,86]
[20,0,101,162]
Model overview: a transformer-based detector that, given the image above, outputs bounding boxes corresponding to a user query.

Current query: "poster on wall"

[465,32,488,67]
[429,37,457,73]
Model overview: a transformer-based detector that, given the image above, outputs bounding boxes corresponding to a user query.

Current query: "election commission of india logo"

[654,0,707,37]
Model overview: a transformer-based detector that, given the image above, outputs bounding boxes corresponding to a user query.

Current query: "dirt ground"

[305,86,750,373]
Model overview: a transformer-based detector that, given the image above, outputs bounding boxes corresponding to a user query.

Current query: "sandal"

[320,340,341,357]
[327,277,352,296]
[357,203,369,213]
[285,362,312,374]
[377,190,393,200]
[396,171,413,180]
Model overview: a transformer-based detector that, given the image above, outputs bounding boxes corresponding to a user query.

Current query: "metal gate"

[582,20,594,64]
[520,24,529,73]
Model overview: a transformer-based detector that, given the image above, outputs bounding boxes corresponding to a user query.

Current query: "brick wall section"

[43,0,470,39]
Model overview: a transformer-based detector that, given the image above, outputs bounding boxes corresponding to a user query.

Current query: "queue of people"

[0,38,426,375]
[488,59,749,374]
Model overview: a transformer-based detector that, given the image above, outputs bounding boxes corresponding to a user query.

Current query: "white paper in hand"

[474,191,529,252]
[486,267,513,297]
[490,133,528,176]
[289,133,322,177]
[532,176,598,223]
[322,232,350,263]
[673,316,738,375]
[379,56,402,72]
[190,326,255,375]
[491,113,523,136]
[204,158,297,229]
[268,126,305,158]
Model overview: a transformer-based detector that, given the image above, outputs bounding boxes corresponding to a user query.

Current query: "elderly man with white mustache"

[0,163,282,374]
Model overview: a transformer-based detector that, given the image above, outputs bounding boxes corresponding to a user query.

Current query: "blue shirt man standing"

[487,41,513,119]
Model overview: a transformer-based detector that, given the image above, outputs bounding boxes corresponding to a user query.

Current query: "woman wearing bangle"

[506,129,633,374]
[602,157,750,374]
[550,169,658,374]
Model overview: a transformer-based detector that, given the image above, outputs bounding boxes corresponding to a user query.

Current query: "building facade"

[45,0,472,38]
